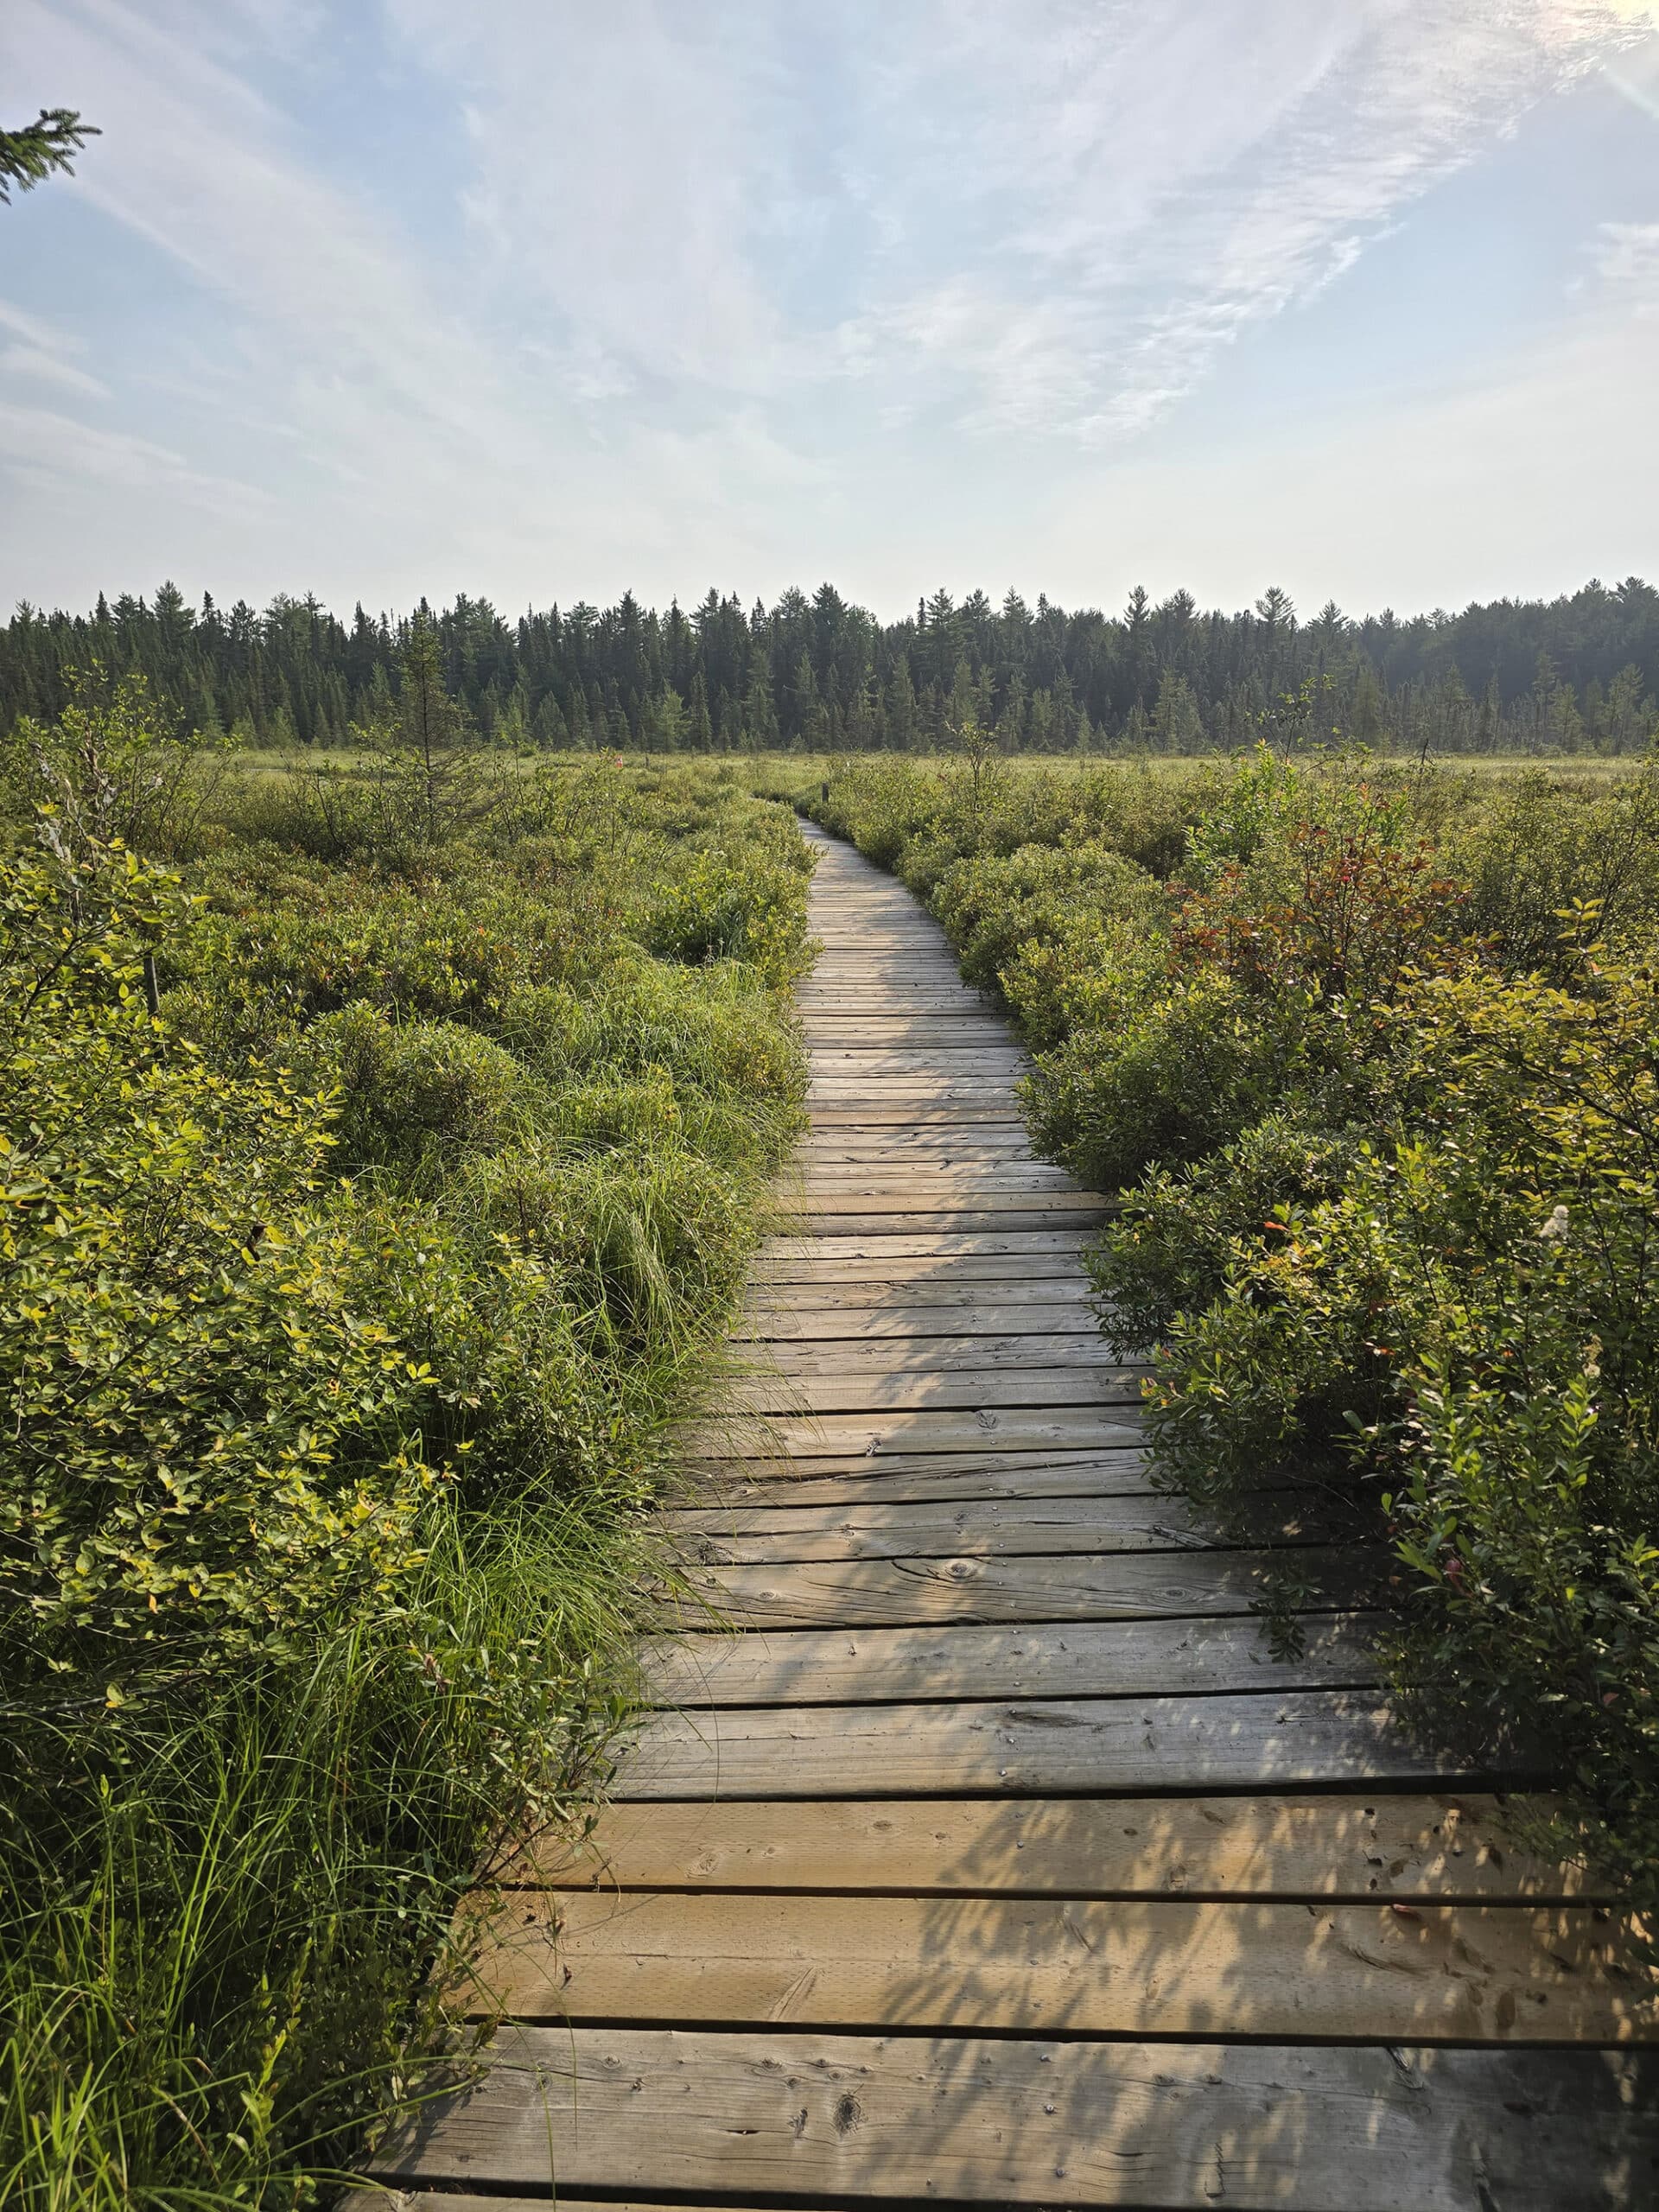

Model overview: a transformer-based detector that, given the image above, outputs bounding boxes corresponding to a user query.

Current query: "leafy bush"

[1,728,810,2206]
[0,842,436,1691]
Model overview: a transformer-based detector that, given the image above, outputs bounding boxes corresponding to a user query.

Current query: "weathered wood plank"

[802,1022,1024,1042]
[787,1156,1064,1175]
[759,1228,1090,1260]
[699,1446,1157,1498]
[746,1278,1096,1312]
[744,1302,1101,1343]
[744,1300,1102,1340]
[454,1891,1655,2045]
[679,1406,1146,1459]
[797,1191,1104,1217]
[796,997,994,1011]
[365,2024,1659,2209]
[613,1688,1470,1800]
[758,1332,1133,1370]
[794,1159,1074,1179]
[677,1546,1377,1627]
[785,1198,1103,1221]
[346,2199,759,2212]
[810,1042,1027,1062]
[661,1489,1322,1563]
[786,1208,1113,1239]
[508,1789,1595,1902]
[642,1611,1380,1707]
[723,1367,1144,1417]
[802,1103,1028,1125]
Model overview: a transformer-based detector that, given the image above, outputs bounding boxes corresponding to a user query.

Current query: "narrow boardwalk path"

[369,824,1658,2210]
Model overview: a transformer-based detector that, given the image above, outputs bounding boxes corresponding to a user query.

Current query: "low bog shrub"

[1,728,811,2207]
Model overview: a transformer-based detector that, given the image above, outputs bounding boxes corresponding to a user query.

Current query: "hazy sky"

[2,0,1656,621]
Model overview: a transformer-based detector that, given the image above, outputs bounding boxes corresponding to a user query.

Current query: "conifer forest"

[4,572,1658,758]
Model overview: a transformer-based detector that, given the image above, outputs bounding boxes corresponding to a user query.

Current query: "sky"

[1,0,1656,624]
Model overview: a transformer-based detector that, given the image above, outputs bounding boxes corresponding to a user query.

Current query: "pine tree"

[885,662,917,752]
[0,109,99,205]
[649,687,687,751]
[793,655,829,749]
[687,671,713,751]
[1151,670,1204,754]
[743,660,779,751]
[386,613,490,841]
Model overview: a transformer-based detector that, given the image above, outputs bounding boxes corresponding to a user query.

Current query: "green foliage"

[809,741,1659,1923]
[3,664,227,862]
[1451,760,1659,973]
[0,721,810,2206]
[0,107,99,205]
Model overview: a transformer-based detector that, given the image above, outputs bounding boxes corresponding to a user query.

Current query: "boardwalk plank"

[641,1611,1382,1706]
[743,1301,1103,1340]
[723,1368,1147,1416]
[661,1489,1325,1562]
[676,1544,1373,1628]
[613,1688,1477,1800]
[454,1891,1654,2045]
[756,1332,1140,1369]
[365,2025,1659,2209]
[509,1789,1597,1903]
[680,1408,1147,1458]
[699,1447,1159,1498]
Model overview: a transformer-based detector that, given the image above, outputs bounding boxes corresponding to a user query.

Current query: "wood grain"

[661,1489,1323,1563]
[365,2024,1659,2209]
[508,1789,1598,1903]
[641,1611,1380,1706]
[454,1890,1655,2045]
[613,1688,1481,1800]
[675,1544,1374,1627]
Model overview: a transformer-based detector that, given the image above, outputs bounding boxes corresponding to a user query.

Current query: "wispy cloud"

[825,0,1649,441]
[1592,218,1659,308]
[0,0,1653,613]
[0,401,270,507]
[0,297,109,401]
[385,0,798,393]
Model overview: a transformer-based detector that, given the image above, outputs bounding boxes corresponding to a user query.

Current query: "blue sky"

[2,0,1656,620]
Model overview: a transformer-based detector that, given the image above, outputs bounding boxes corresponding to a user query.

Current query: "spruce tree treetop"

[1,109,99,205]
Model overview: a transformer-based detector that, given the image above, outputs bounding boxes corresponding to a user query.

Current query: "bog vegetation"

[7,611,1659,2209]
[804,741,1659,1914]
[0,632,811,2207]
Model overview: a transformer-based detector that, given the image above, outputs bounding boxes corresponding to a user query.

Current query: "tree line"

[3,574,1657,756]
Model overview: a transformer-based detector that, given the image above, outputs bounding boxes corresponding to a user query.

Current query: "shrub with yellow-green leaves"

[0,744,812,2209]
[0,841,451,1698]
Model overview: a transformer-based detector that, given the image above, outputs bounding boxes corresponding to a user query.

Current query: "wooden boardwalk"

[365,823,1659,2210]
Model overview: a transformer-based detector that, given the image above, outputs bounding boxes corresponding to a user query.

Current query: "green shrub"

[0,741,810,2206]
[930,841,1162,997]
[1452,761,1659,973]
[0,842,443,1694]
[312,1004,543,1174]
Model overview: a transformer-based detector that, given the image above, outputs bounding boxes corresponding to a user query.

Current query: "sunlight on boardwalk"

[360,821,1659,2210]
